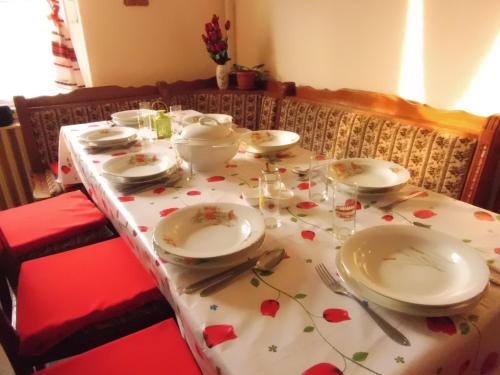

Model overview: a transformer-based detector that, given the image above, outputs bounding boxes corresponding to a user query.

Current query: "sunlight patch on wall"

[398,0,425,103]
[455,33,500,116]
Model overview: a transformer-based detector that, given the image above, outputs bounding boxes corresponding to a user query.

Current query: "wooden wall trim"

[15,85,159,107]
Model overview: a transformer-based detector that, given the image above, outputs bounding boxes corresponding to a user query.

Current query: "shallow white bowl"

[241,130,300,154]
[153,203,265,265]
[335,253,487,316]
[80,127,137,146]
[102,152,176,181]
[340,225,489,306]
[328,158,410,192]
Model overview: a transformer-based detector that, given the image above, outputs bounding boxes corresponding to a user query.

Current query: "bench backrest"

[14,85,161,172]
[158,79,295,131]
[277,87,499,207]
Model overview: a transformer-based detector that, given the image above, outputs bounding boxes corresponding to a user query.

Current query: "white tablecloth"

[59,121,500,375]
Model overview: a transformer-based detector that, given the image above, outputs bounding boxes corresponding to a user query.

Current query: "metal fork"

[315,263,411,346]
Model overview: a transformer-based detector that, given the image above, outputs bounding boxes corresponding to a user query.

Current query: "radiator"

[0,124,33,210]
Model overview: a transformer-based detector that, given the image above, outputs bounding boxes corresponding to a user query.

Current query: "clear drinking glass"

[138,101,154,142]
[169,105,183,136]
[332,181,358,243]
[259,170,281,229]
[308,152,331,203]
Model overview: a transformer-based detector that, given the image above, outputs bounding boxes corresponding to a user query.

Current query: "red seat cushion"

[0,190,107,258]
[17,237,164,357]
[37,319,201,375]
[49,161,59,178]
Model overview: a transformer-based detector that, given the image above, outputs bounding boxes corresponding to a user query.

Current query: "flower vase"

[216,63,230,90]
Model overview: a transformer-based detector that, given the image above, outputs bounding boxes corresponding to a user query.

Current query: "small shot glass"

[332,181,358,243]
[259,169,282,229]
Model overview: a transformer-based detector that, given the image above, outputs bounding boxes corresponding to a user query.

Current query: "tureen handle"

[198,116,221,127]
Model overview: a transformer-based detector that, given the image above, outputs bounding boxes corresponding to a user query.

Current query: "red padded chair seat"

[37,319,201,375]
[0,190,107,258]
[17,237,164,357]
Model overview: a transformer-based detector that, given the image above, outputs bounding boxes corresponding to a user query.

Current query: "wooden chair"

[34,319,201,375]
[13,85,162,200]
[0,237,173,374]
[0,190,115,285]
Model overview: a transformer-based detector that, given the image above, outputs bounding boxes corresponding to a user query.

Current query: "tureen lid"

[179,115,233,140]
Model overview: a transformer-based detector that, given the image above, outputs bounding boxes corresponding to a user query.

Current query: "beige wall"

[68,0,225,87]
[234,0,500,116]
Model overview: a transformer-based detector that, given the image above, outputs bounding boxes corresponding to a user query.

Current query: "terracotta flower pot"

[236,71,257,90]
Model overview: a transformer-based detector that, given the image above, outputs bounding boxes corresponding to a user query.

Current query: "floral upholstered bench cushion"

[26,97,162,169]
[277,98,478,199]
[169,92,278,131]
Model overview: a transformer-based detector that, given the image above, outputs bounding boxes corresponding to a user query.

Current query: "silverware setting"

[315,263,411,346]
[377,190,426,211]
[113,173,181,195]
[183,249,286,296]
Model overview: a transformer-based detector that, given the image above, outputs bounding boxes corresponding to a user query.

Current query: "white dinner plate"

[111,109,156,127]
[154,233,265,269]
[80,127,137,146]
[328,158,410,192]
[335,253,487,316]
[241,130,300,154]
[102,152,176,180]
[340,225,489,306]
[153,203,265,264]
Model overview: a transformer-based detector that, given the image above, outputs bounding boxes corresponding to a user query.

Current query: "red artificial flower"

[202,14,230,65]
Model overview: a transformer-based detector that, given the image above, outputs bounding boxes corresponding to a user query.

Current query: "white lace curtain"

[48,0,84,89]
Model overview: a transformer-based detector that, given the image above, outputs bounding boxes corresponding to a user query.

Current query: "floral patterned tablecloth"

[59,121,500,375]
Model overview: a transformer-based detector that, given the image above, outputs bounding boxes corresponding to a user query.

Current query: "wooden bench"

[13,80,499,212]
[13,85,162,199]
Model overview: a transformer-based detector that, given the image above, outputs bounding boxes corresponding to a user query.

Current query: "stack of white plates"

[102,152,178,192]
[328,158,410,194]
[153,203,265,269]
[80,127,138,148]
[111,109,157,127]
[336,225,490,316]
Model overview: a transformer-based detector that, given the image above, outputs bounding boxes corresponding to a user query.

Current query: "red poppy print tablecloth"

[59,122,500,375]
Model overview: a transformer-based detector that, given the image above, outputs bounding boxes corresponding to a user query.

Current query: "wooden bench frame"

[12,80,499,212]
[284,86,500,210]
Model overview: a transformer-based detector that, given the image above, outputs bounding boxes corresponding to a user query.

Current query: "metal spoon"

[291,166,310,181]
[198,248,285,297]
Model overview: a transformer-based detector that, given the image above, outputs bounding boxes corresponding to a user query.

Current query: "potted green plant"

[232,64,268,90]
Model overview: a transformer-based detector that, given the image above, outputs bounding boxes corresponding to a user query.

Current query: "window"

[0,0,62,107]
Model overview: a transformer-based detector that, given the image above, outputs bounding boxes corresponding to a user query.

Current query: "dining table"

[57,117,500,375]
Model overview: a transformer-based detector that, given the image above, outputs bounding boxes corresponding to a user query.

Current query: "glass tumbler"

[138,101,154,142]
[259,170,282,229]
[332,181,358,242]
[308,152,331,203]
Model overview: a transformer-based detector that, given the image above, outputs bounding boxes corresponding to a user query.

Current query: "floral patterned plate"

[153,203,265,264]
[241,130,300,154]
[102,152,176,181]
[80,127,138,146]
[339,225,489,306]
[328,158,410,192]
[111,109,156,127]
